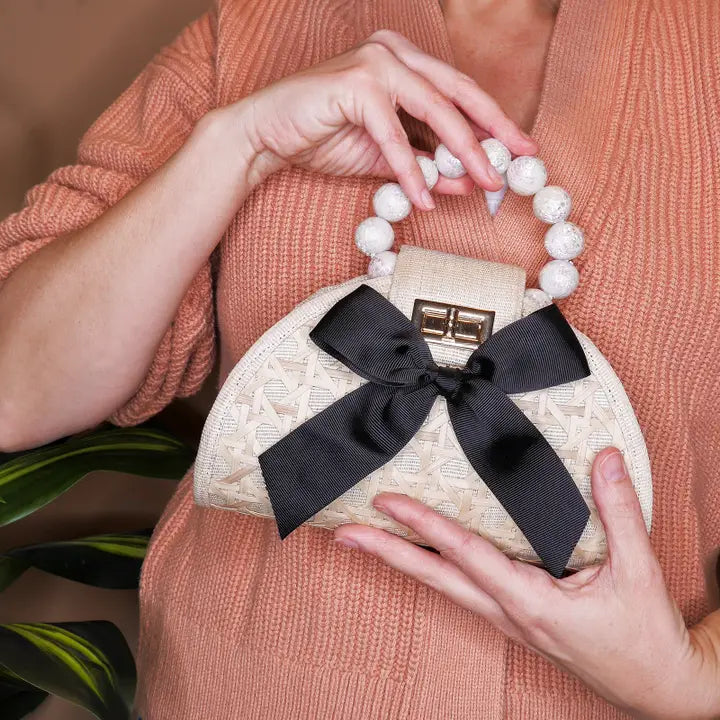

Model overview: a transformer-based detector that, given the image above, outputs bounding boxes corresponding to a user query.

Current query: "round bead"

[544,221,585,260]
[416,156,439,190]
[538,259,579,299]
[372,183,411,222]
[480,138,511,175]
[367,250,397,278]
[434,144,466,178]
[506,156,547,196]
[522,288,553,316]
[354,216,394,256]
[533,185,572,224]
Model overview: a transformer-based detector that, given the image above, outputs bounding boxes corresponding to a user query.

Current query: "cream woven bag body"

[194,247,652,571]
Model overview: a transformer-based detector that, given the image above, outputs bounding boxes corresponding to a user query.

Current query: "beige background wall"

[0,0,210,218]
[0,1,211,718]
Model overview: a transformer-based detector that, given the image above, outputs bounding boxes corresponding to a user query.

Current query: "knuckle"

[486,114,515,139]
[609,494,644,526]
[439,529,478,564]
[406,502,438,529]
[426,89,455,113]
[449,72,477,103]
[367,28,401,46]
[381,125,409,148]
[356,39,394,67]
[406,503,447,540]
[504,595,548,637]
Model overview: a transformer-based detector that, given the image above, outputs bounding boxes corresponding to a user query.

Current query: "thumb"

[591,447,653,570]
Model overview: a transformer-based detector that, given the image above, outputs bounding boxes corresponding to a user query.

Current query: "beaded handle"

[353,139,585,315]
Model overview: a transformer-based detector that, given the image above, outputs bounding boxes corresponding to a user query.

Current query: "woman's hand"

[334,448,720,720]
[0,28,534,450]
[229,29,537,207]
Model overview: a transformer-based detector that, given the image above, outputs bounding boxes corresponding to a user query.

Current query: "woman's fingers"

[382,60,504,190]
[412,149,477,194]
[369,492,531,603]
[333,522,515,633]
[368,148,476,195]
[432,173,477,195]
[360,89,436,209]
[367,30,537,156]
[591,448,655,577]
[352,42,503,191]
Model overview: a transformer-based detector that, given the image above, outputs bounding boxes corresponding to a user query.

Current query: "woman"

[1,0,719,717]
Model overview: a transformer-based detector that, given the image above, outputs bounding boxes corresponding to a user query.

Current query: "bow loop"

[260,284,592,577]
[309,284,433,387]
[468,302,590,394]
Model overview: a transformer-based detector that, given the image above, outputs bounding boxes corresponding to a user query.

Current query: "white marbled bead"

[354,216,394,256]
[367,250,397,278]
[544,221,585,260]
[416,156,439,190]
[506,156,547,196]
[533,185,572,224]
[522,288,553,316]
[539,259,579,299]
[480,138,511,175]
[434,143,466,178]
[373,183,412,222]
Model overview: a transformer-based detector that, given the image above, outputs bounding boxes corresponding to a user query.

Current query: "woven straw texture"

[195,274,652,570]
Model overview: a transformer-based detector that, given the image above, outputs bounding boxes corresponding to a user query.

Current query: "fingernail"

[372,499,390,515]
[520,129,535,143]
[600,451,626,483]
[335,536,360,549]
[487,166,503,188]
[421,188,435,210]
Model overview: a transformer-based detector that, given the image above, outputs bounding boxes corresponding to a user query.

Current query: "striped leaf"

[0,621,135,720]
[0,530,153,592]
[0,427,192,526]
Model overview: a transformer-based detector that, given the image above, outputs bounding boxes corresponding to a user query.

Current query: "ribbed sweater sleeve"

[0,10,218,426]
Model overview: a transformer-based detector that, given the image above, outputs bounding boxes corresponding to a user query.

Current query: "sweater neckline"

[364,0,631,283]
[426,0,568,229]
[429,0,561,144]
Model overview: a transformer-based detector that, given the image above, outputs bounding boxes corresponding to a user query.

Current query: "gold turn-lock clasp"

[411,299,495,350]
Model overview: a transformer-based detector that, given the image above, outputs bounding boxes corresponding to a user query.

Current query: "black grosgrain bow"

[259,284,591,577]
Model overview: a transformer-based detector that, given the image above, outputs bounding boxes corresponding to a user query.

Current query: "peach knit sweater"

[2,0,720,717]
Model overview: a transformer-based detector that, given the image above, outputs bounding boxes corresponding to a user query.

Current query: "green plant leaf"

[0,530,153,592]
[0,621,135,720]
[0,672,49,719]
[0,427,192,526]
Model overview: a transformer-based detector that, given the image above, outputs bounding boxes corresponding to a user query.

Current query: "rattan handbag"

[194,246,652,574]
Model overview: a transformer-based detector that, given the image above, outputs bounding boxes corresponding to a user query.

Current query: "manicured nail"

[487,166,503,188]
[600,451,626,483]
[421,188,435,210]
[372,497,390,515]
[335,536,360,549]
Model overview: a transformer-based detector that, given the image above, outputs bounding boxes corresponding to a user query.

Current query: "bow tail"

[447,380,590,577]
[259,381,437,538]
